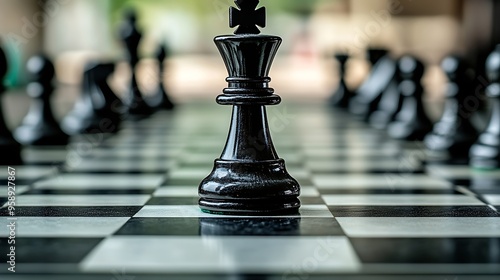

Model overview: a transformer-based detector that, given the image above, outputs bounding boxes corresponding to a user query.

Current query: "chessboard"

[1,102,499,280]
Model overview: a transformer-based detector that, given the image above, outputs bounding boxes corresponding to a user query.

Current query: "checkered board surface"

[1,103,499,280]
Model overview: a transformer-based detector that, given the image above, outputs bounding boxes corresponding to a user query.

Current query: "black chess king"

[199,0,301,215]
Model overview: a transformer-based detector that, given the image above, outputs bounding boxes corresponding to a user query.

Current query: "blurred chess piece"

[425,56,478,162]
[119,9,153,118]
[0,46,22,165]
[62,62,123,135]
[349,53,397,121]
[369,58,403,130]
[387,56,433,141]
[470,45,500,168]
[330,53,353,108]
[146,44,175,110]
[14,55,69,146]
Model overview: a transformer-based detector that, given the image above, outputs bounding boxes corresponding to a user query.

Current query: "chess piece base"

[199,159,300,215]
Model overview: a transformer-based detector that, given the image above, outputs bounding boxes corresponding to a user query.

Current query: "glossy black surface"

[199,2,300,215]
[388,56,433,141]
[425,56,478,160]
[470,45,500,168]
[147,44,175,110]
[0,46,22,164]
[62,62,123,135]
[119,9,153,117]
[14,55,69,146]
[330,54,353,108]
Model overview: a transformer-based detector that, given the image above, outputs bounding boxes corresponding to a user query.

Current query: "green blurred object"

[108,0,320,20]
[3,41,22,88]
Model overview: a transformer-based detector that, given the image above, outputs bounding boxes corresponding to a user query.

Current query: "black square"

[0,238,102,263]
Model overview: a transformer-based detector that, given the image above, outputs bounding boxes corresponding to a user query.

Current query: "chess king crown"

[215,0,282,106]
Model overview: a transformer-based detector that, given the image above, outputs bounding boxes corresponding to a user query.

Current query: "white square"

[322,195,483,206]
[80,236,360,274]
[0,217,129,237]
[337,217,500,237]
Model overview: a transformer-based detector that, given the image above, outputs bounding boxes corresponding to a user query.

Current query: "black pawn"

[119,10,152,118]
[14,55,68,146]
[62,62,123,135]
[425,56,478,161]
[470,45,500,168]
[388,56,433,141]
[349,53,397,121]
[330,54,353,108]
[0,46,22,165]
[199,0,300,215]
[146,44,174,110]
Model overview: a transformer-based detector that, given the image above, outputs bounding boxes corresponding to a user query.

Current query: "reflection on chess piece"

[425,56,478,161]
[199,0,300,215]
[147,44,175,110]
[62,62,123,135]
[119,9,152,118]
[330,54,353,108]
[0,46,22,165]
[470,45,500,168]
[14,55,69,146]
[388,56,433,141]
[200,218,300,235]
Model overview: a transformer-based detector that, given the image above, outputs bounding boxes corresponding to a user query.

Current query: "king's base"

[199,159,301,216]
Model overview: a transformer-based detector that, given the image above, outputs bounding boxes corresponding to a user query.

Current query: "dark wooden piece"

[62,62,123,135]
[14,55,68,146]
[146,44,175,110]
[0,46,22,165]
[330,54,353,108]
[425,56,478,161]
[387,56,433,141]
[470,45,500,168]
[199,0,300,215]
[119,9,152,118]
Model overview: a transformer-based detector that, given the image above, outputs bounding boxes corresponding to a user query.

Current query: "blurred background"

[0,0,499,102]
